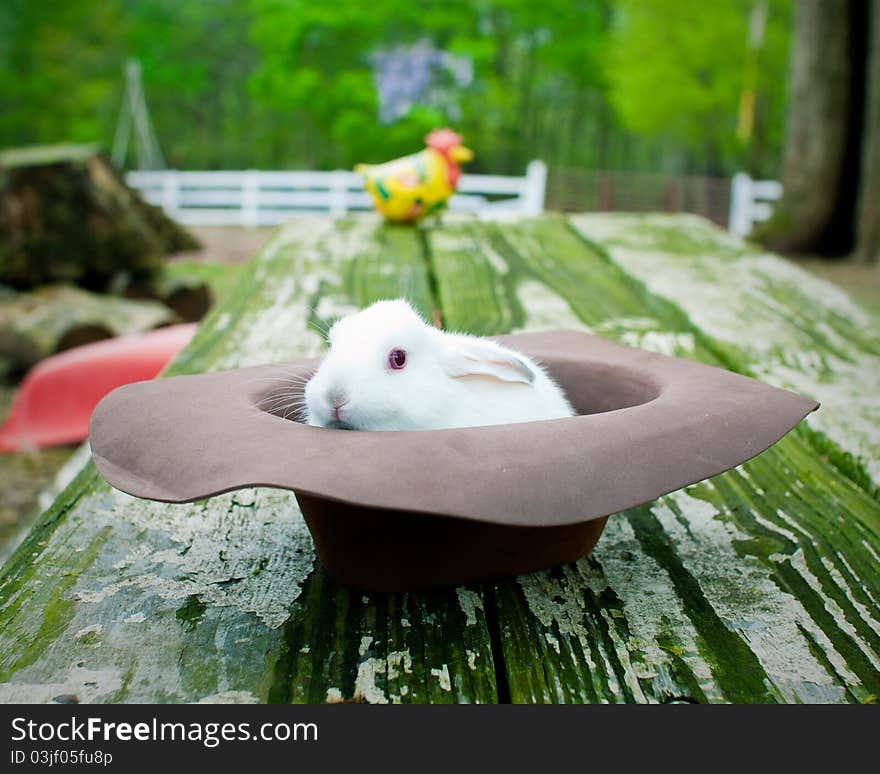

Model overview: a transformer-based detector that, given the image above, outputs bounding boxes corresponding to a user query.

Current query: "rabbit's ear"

[441,337,535,384]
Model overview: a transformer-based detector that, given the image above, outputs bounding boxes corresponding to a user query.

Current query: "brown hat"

[90,330,818,590]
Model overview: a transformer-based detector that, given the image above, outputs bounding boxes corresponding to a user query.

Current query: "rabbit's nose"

[327,390,349,409]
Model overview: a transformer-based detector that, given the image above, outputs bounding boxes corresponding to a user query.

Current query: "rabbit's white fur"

[305,299,574,430]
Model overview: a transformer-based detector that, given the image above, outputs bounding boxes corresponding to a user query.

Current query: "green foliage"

[606,0,791,175]
[247,0,614,170]
[0,0,123,148]
[0,0,792,176]
[123,0,286,168]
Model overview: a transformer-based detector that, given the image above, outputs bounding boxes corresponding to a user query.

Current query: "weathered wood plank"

[570,212,880,495]
[4,213,876,705]
[279,579,495,703]
[0,216,499,704]
[426,215,880,703]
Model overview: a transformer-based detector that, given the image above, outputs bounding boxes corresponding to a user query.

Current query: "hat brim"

[91,330,817,527]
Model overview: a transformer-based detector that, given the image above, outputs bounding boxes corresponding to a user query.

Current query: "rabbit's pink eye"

[388,348,407,370]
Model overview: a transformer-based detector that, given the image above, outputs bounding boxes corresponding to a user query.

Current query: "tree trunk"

[855,1,880,263]
[753,1,856,254]
[0,144,199,291]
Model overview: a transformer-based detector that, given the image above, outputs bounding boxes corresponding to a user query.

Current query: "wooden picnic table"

[0,213,877,704]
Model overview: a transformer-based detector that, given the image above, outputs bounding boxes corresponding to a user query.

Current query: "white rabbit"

[304,299,574,430]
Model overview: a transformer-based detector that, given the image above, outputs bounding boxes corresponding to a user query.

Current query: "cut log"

[0,284,178,376]
[0,144,199,291]
[123,274,214,323]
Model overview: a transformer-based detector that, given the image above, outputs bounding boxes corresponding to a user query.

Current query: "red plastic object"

[0,323,197,452]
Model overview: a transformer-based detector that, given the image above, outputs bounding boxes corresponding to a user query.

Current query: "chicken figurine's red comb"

[425,128,464,152]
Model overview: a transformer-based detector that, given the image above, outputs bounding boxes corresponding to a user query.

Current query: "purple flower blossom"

[370,39,473,124]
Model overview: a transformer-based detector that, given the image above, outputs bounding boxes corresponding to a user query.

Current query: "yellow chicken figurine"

[355,129,473,223]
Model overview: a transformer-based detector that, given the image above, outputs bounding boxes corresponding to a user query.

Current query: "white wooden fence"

[728,172,782,237]
[127,160,547,226]
[128,163,777,235]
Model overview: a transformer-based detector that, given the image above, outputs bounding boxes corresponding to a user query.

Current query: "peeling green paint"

[0,525,110,681]
[625,506,776,703]
[175,594,207,632]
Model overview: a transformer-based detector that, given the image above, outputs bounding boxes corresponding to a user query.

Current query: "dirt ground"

[790,255,880,316]
[0,223,876,556]
[170,225,275,265]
